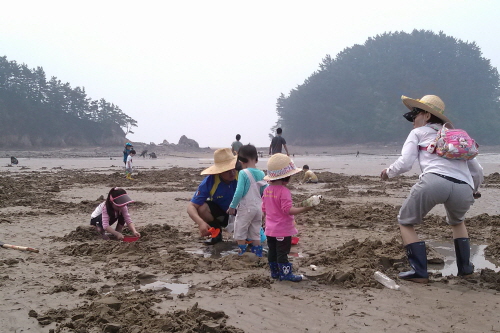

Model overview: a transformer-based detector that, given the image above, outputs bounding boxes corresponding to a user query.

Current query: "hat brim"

[401,96,451,124]
[111,193,134,207]
[264,167,302,181]
[200,156,238,175]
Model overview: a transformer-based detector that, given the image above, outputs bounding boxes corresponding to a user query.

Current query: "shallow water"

[184,241,241,258]
[427,240,499,276]
[140,280,190,295]
[3,152,500,176]
[101,279,190,296]
[184,241,305,258]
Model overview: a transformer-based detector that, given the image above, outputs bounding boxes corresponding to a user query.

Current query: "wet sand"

[1,147,499,332]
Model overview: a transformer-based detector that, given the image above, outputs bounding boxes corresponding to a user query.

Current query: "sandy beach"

[1,146,500,333]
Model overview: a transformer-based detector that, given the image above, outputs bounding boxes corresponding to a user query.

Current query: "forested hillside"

[275,30,500,145]
[0,56,137,147]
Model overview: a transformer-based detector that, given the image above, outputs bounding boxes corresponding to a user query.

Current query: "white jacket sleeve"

[467,158,484,192]
[387,131,419,178]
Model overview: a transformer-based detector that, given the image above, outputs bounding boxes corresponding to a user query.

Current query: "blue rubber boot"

[251,245,263,257]
[269,262,280,279]
[454,238,475,276]
[278,262,303,282]
[398,241,429,283]
[238,244,247,256]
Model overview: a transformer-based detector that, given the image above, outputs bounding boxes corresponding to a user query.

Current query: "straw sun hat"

[264,153,302,181]
[201,148,238,175]
[401,95,451,124]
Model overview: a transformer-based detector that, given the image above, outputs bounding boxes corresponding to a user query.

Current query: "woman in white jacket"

[381,95,483,283]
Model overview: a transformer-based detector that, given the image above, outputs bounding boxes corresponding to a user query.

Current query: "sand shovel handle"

[0,242,39,253]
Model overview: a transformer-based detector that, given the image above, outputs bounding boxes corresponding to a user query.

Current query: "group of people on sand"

[91,94,484,284]
[187,143,314,281]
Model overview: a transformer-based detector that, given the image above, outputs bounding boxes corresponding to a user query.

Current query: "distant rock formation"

[178,135,199,149]
[0,114,126,148]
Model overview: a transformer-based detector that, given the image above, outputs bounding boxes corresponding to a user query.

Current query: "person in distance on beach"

[299,165,318,184]
[187,148,238,245]
[231,134,243,156]
[380,95,483,283]
[125,149,136,180]
[269,128,289,156]
[123,142,133,166]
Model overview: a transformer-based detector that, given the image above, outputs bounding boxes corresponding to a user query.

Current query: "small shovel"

[0,240,39,253]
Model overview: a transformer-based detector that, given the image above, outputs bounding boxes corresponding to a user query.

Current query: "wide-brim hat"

[401,95,451,124]
[201,148,238,175]
[110,188,134,207]
[264,153,302,181]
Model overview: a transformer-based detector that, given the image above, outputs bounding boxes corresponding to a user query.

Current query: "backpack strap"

[209,172,238,200]
[419,123,443,154]
[209,174,221,200]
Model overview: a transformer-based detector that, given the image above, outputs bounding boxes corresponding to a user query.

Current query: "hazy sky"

[1,1,499,148]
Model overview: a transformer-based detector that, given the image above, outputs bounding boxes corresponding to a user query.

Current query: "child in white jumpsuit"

[227,144,267,256]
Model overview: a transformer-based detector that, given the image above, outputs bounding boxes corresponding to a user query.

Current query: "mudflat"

[1,146,499,332]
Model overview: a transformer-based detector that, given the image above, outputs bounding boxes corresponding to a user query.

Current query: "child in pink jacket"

[262,154,313,282]
[90,187,140,240]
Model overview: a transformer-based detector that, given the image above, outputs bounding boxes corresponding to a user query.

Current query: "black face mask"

[403,108,424,122]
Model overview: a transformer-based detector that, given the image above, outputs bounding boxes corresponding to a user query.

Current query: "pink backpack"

[424,123,479,160]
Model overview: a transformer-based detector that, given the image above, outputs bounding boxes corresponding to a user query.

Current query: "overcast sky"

[1,1,499,148]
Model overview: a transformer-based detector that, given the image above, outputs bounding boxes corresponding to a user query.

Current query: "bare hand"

[133,232,141,237]
[380,169,389,181]
[473,192,481,199]
[115,233,124,241]
[198,223,211,237]
[227,207,236,216]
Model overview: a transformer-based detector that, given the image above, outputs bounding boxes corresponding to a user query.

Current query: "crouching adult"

[187,148,238,245]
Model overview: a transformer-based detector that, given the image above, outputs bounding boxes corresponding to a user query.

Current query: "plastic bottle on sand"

[374,271,400,290]
[300,195,322,207]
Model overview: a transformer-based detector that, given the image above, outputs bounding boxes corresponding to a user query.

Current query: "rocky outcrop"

[0,116,126,148]
[178,135,199,149]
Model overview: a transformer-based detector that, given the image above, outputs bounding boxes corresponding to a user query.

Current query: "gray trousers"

[398,173,474,226]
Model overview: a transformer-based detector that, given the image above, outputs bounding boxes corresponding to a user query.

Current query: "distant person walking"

[269,128,289,156]
[125,149,136,180]
[231,134,243,156]
[123,143,133,166]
